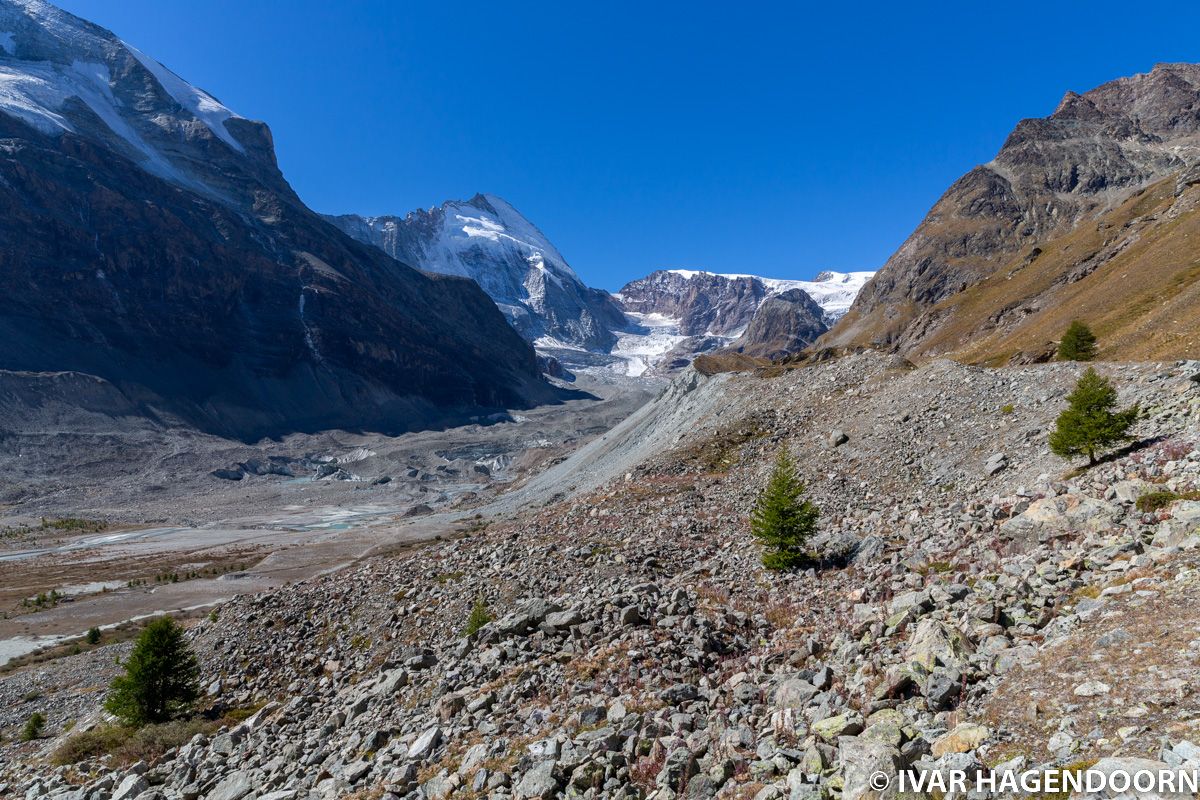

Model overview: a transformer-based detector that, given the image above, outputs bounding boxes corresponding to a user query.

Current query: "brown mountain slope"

[824,63,1200,362]
[910,175,1200,363]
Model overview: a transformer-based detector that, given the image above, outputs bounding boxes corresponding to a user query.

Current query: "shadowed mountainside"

[0,0,556,439]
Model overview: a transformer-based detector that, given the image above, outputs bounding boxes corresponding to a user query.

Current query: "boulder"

[907,619,974,671]
[1151,502,1200,549]
[839,737,900,800]
[408,726,443,761]
[775,678,820,710]
[111,775,150,800]
[931,723,990,757]
[1081,757,1195,800]
[1073,680,1112,697]
[515,760,561,799]
[206,773,255,800]
[984,453,1008,476]
[813,713,864,742]
[496,598,562,636]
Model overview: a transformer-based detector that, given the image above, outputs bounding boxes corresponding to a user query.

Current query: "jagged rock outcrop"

[617,270,768,336]
[613,270,873,371]
[0,0,553,438]
[827,63,1200,362]
[326,195,628,352]
[728,288,829,358]
[619,269,873,337]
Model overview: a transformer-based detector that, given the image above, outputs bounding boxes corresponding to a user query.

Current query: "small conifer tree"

[1049,367,1139,465]
[104,617,200,727]
[20,712,45,741]
[86,627,101,645]
[463,596,492,636]
[1058,320,1098,361]
[750,448,820,570]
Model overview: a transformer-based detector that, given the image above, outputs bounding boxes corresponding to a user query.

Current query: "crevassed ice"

[0,63,71,132]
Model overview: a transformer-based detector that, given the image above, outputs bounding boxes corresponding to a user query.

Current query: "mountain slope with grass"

[826,63,1200,363]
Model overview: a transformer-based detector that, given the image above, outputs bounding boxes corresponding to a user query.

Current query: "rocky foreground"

[3,353,1200,800]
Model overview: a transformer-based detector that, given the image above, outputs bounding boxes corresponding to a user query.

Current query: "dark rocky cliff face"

[617,271,768,336]
[728,289,828,359]
[827,63,1200,355]
[0,0,552,438]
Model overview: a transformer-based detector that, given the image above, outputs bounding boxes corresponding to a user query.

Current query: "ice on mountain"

[0,0,248,190]
[664,268,874,321]
[67,60,188,182]
[125,43,245,153]
[331,193,622,351]
[428,195,578,287]
[0,63,70,132]
[0,58,185,187]
[610,312,688,377]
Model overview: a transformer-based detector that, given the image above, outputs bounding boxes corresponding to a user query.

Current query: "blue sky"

[56,1,1200,290]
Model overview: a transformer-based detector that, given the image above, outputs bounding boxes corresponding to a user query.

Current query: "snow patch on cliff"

[666,269,874,321]
[125,43,244,153]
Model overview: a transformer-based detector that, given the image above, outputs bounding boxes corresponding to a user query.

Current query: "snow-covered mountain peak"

[0,0,258,191]
[326,195,626,352]
[437,194,581,284]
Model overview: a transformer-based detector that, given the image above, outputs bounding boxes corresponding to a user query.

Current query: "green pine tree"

[104,617,200,727]
[20,712,45,741]
[1049,367,1139,465]
[463,595,493,636]
[750,448,820,570]
[1057,320,1098,361]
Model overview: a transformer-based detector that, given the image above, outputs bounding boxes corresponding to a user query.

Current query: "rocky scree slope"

[5,355,1200,799]
[0,0,550,439]
[827,62,1200,364]
[326,196,628,353]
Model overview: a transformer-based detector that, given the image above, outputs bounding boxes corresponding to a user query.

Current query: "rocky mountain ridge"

[0,0,553,439]
[326,196,628,353]
[726,289,829,359]
[330,200,874,370]
[826,62,1200,363]
[618,270,871,337]
[606,270,873,374]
